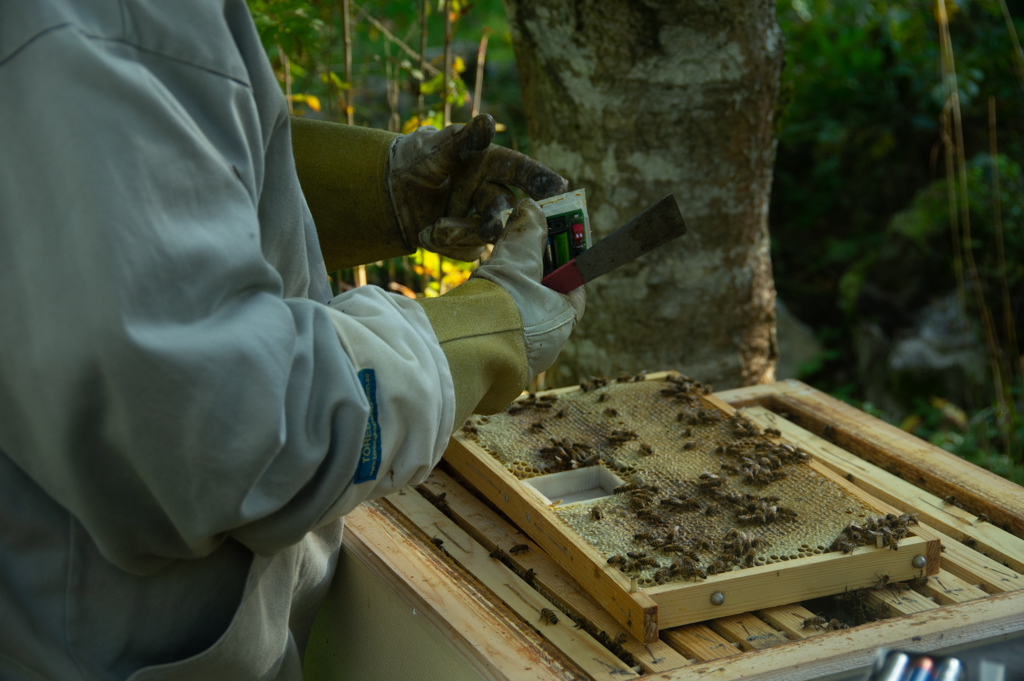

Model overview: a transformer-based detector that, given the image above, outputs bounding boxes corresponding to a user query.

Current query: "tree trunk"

[505,0,782,389]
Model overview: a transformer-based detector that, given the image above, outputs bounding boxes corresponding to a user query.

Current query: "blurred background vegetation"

[247,0,1023,482]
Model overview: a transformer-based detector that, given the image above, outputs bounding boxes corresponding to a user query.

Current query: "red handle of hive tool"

[541,260,585,294]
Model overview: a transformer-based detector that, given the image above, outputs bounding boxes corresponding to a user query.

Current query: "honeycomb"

[462,374,878,586]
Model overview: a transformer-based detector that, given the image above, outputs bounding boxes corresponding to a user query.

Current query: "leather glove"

[471,198,586,381]
[388,115,568,261]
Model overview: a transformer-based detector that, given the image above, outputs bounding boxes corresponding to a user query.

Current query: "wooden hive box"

[343,379,1024,680]
[443,372,941,643]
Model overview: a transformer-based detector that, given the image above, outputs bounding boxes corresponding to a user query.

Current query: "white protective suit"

[0,1,458,679]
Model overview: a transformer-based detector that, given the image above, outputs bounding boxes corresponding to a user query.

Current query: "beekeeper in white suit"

[0,1,584,679]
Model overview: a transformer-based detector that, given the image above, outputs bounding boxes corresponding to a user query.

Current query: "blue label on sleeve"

[355,369,382,483]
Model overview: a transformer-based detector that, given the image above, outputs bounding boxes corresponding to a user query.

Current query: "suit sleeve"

[0,25,454,574]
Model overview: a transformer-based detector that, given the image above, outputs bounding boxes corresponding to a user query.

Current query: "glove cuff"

[291,117,408,270]
[417,279,529,426]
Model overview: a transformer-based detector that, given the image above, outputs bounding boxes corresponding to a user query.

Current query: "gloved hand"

[388,115,568,261]
[472,198,586,381]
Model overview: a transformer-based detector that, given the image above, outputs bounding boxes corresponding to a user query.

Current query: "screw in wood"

[710,591,725,606]
[912,555,927,569]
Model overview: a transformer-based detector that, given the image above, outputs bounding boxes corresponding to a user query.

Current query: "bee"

[626,551,647,559]
[529,422,546,433]
[686,539,710,554]
[637,556,659,568]
[943,495,964,509]
[607,555,626,566]
[489,547,507,560]
[661,497,701,512]
[539,608,559,625]
[636,508,663,524]
[461,420,478,435]
[607,428,638,444]
[633,531,654,542]
[523,568,536,584]
[744,547,759,565]
[430,537,444,548]
[802,615,828,630]
[683,442,695,450]
[910,575,929,589]
[598,392,611,403]
[509,544,529,555]
[725,528,740,540]
[763,427,782,437]
[962,538,977,548]
[590,505,603,521]
[706,559,727,575]
[826,619,848,632]
[873,574,890,591]
[639,443,654,456]
[705,502,720,516]
[659,542,687,553]
[629,497,650,513]
[614,483,640,494]
[604,408,619,417]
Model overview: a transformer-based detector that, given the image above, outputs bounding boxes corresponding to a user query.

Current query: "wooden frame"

[443,375,940,641]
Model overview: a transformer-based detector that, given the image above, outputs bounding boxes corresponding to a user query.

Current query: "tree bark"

[505,0,782,388]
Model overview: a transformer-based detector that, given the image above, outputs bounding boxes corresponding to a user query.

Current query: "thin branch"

[471,31,490,117]
[996,0,1024,90]
[443,0,453,127]
[988,97,1021,385]
[937,0,1012,456]
[342,0,354,124]
[418,0,429,111]
[384,40,400,132]
[277,43,293,113]
[351,1,440,76]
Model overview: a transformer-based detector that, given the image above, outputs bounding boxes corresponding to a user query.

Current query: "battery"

[552,231,571,267]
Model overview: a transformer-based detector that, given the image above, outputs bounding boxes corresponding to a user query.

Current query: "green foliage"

[839,153,1024,318]
[773,0,1023,381]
